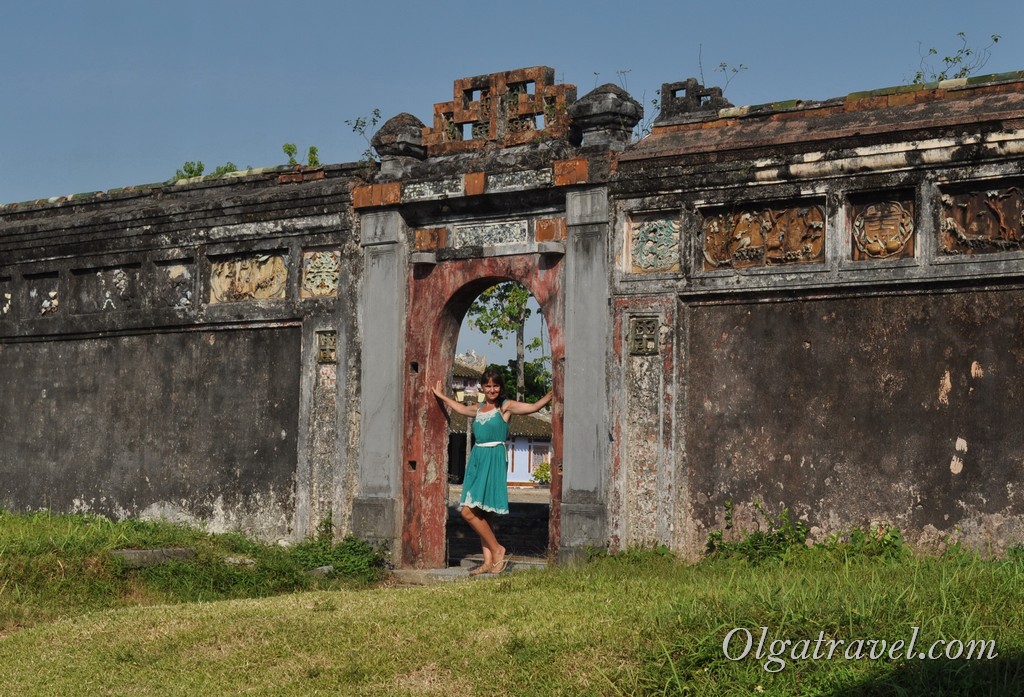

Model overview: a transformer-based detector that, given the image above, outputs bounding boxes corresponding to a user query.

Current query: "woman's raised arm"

[502,390,553,416]
[431,380,479,417]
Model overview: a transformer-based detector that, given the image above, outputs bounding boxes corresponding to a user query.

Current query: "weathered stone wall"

[0,328,301,536]
[3,67,1023,565]
[682,287,1024,553]
[0,166,364,542]
[611,74,1024,558]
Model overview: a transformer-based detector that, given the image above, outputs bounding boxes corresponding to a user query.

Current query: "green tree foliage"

[468,282,551,401]
[174,161,205,180]
[486,357,551,404]
[913,32,1001,84]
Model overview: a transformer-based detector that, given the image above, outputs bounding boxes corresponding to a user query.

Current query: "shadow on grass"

[833,651,1024,696]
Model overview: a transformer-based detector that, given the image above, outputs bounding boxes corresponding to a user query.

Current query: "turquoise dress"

[460,406,510,514]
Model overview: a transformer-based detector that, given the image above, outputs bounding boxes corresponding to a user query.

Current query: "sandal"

[488,557,511,574]
[469,562,493,576]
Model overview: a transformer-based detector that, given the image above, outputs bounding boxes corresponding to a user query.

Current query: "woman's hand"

[431,379,477,417]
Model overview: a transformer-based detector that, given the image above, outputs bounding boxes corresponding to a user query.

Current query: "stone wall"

[611,73,1024,558]
[0,165,364,542]
[2,67,1023,564]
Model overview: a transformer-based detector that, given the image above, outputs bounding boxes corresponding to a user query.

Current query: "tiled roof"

[448,410,552,439]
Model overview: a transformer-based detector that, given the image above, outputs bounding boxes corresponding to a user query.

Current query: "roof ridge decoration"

[420,66,577,155]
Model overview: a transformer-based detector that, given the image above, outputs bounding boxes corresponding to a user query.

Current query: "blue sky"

[2,0,1021,362]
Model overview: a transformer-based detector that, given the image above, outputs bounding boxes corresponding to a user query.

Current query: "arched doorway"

[447,282,552,566]
[401,254,563,568]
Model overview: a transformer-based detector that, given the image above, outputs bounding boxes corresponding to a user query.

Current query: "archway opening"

[403,254,563,570]
[445,280,553,567]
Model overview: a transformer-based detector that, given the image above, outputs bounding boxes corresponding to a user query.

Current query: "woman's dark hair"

[481,368,506,400]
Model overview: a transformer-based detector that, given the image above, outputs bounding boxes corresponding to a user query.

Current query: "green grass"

[0,510,386,633]
[1,513,1023,695]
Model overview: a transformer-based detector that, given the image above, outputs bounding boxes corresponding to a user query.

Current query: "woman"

[432,368,553,574]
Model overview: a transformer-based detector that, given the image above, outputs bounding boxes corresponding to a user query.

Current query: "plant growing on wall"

[912,32,1001,83]
[345,108,382,164]
[282,143,321,167]
[174,161,239,181]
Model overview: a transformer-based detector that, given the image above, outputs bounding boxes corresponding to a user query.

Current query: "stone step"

[459,554,547,571]
[390,557,543,586]
[110,547,196,568]
[446,501,549,566]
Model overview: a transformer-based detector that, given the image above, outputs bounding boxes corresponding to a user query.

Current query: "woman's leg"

[461,506,505,564]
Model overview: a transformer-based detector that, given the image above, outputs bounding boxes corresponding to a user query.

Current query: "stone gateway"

[3,67,1024,567]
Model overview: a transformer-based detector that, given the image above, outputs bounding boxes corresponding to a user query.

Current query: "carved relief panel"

[300,251,341,299]
[850,199,915,261]
[628,317,660,355]
[316,331,338,364]
[154,260,195,308]
[630,217,681,273]
[702,203,825,270]
[1,278,11,319]
[940,185,1024,255]
[25,273,60,316]
[72,266,141,313]
[209,253,288,304]
[452,220,529,248]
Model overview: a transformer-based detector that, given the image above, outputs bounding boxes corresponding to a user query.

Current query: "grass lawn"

[2,513,1023,695]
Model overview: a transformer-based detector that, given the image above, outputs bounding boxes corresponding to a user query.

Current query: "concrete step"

[390,557,544,586]
[459,554,547,572]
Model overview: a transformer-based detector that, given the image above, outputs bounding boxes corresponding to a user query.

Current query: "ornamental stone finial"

[370,113,427,179]
[567,83,643,150]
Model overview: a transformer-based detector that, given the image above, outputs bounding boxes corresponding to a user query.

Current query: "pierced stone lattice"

[632,218,681,272]
[301,251,341,299]
[703,204,826,270]
[940,185,1024,255]
[421,67,576,154]
[629,317,659,356]
[317,331,338,364]
[852,200,915,260]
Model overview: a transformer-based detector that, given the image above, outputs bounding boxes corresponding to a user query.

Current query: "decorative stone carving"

[420,67,577,154]
[1,279,11,317]
[656,78,732,123]
[316,331,338,364]
[26,275,60,315]
[452,220,529,248]
[72,266,139,313]
[702,204,826,270]
[486,169,553,193]
[631,218,681,273]
[568,83,643,150]
[629,317,659,356]
[155,261,194,308]
[301,251,341,299]
[851,200,915,260]
[940,185,1024,255]
[402,177,462,202]
[209,253,287,304]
